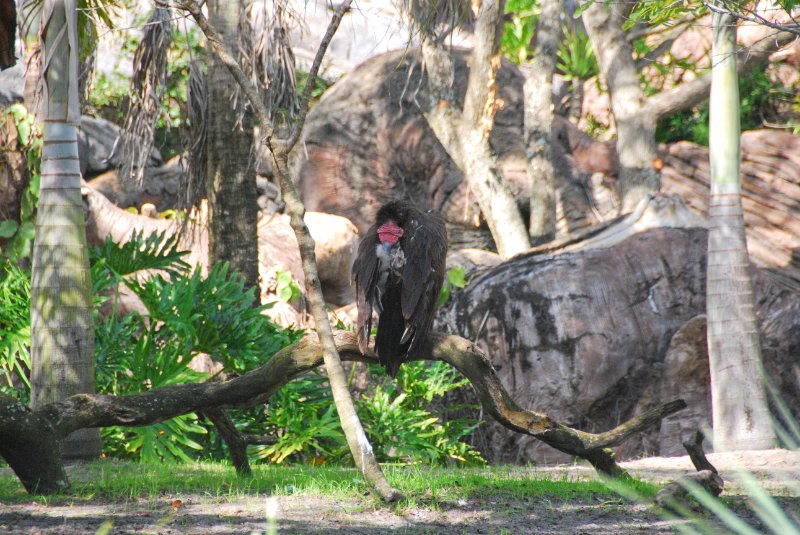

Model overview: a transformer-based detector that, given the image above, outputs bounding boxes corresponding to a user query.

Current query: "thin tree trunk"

[567,81,583,123]
[174,0,402,502]
[524,0,560,244]
[422,0,530,258]
[582,0,660,211]
[706,7,775,452]
[29,0,100,459]
[206,0,259,289]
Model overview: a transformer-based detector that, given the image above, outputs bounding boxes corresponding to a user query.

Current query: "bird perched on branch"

[352,200,448,377]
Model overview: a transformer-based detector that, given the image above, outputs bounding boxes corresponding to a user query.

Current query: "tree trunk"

[177,0,402,502]
[421,0,530,258]
[206,0,259,290]
[582,0,660,211]
[706,8,776,452]
[29,0,100,460]
[567,80,583,123]
[524,0,560,244]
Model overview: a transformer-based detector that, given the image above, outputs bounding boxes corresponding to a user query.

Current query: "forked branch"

[0,331,685,494]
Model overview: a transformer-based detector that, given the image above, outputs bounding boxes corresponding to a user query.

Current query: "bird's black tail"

[375,278,410,378]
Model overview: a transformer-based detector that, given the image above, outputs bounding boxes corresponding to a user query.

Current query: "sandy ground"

[1,449,798,534]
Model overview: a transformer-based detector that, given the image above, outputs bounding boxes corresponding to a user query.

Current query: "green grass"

[0,460,659,508]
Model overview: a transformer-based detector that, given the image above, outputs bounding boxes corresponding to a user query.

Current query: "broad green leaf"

[0,220,19,238]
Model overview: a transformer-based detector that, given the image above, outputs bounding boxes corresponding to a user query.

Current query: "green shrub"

[0,104,41,262]
[0,262,31,404]
[500,0,538,65]
[244,372,345,465]
[91,231,300,462]
[656,66,787,146]
[3,230,482,466]
[245,361,483,466]
[358,361,483,465]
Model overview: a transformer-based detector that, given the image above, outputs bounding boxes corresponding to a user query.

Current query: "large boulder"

[87,156,184,211]
[79,116,163,177]
[440,223,800,464]
[293,48,586,250]
[0,64,22,106]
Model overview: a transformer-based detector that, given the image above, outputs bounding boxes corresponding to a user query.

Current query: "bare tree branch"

[646,29,797,119]
[703,0,800,38]
[285,1,352,151]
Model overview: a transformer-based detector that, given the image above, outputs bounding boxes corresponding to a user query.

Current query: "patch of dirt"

[1,449,797,534]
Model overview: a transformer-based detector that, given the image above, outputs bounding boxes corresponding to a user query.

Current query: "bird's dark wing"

[351,223,381,355]
[400,210,448,356]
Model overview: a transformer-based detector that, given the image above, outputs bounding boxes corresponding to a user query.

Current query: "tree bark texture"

[0,0,15,69]
[0,330,687,494]
[440,221,799,463]
[0,111,29,226]
[582,0,660,211]
[29,0,100,460]
[524,0,560,243]
[706,8,776,452]
[420,0,531,259]
[206,0,259,290]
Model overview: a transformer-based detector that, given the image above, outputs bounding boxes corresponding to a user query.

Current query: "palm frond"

[91,229,190,280]
[400,0,474,43]
[113,5,173,185]
[240,0,299,129]
[181,59,207,212]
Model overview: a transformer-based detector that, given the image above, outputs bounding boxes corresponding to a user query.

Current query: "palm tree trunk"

[706,7,775,452]
[206,0,259,289]
[29,0,100,459]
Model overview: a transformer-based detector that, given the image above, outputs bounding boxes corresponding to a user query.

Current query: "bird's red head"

[377,223,404,246]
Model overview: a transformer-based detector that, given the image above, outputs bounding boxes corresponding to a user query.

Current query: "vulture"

[351,200,448,377]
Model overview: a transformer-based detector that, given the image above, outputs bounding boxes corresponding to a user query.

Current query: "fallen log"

[0,331,685,496]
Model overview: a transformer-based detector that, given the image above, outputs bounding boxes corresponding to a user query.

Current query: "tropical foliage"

[1,231,481,465]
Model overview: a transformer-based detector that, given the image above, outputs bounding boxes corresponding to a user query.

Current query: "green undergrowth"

[0,461,658,508]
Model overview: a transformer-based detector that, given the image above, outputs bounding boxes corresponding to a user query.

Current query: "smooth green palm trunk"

[29,0,100,459]
[706,8,776,452]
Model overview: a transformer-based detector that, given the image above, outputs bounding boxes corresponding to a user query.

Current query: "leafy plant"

[92,231,300,461]
[358,361,483,465]
[275,269,303,304]
[247,373,345,464]
[656,66,786,146]
[95,312,208,462]
[556,25,598,83]
[244,360,483,466]
[296,68,332,102]
[0,104,41,262]
[437,265,468,306]
[0,262,31,403]
[500,0,539,65]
